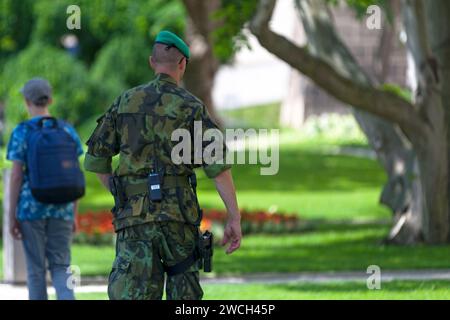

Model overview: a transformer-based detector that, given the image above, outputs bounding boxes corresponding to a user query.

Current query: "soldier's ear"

[178,57,186,72]
[149,56,155,69]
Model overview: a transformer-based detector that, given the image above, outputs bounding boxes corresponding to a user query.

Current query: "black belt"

[123,176,190,198]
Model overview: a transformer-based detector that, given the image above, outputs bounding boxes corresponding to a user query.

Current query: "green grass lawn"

[2,103,384,221]
[59,223,450,277]
[0,118,402,281]
[2,223,450,280]
[219,103,281,129]
[67,280,450,300]
[76,102,382,220]
[79,133,389,220]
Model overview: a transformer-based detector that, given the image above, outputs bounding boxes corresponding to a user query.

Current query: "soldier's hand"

[221,217,242,254]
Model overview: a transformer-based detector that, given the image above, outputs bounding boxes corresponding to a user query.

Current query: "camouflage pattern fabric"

[84,73,231,231]
[108,221,203,300]
[85,73,231,300]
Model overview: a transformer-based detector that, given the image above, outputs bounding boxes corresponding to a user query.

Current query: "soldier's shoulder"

[115,83,156,113]
[121,83,150,100]
[169,87,204,113]
[178,87,203,104]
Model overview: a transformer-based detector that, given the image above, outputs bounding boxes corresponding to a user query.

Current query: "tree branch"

[249,0,427,139]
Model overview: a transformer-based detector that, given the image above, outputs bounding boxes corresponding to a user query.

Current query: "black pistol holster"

[199,230,213,272]
[164,172,214,276]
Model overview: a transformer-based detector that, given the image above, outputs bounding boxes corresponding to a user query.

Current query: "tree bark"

[182,0,222,124]
[293,0,422,244]
[373,0,401,83]
[280,14,306,129]
[402,0,449,243]
[250,0,450,243]
[422,0,450,242]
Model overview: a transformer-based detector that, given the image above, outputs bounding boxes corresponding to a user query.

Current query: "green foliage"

[0,43,119,132]
[31,0,97,64]
[0,0,34,61]
[380,83,412,102]
[213,0,258,62]
[80,0,185,41]
[31,0,185,65]
[91,36,154,88]
[214,0,394,61]
[0,0,185,139]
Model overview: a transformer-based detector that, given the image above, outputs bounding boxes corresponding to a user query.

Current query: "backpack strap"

[22,116,59,151]
[22,116,58,130]
[57,119,67,129]
[21,119,43,177]
[37,116,58,128]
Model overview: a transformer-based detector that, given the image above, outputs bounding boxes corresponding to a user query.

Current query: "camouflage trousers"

[107,221,204,300]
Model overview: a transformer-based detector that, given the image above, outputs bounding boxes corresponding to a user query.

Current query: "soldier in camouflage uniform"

[84,31,242,300]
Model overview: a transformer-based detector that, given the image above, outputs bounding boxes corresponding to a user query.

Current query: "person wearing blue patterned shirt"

[6,78,83,300]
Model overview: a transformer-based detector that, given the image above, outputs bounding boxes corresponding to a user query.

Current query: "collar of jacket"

[156,73,178,86]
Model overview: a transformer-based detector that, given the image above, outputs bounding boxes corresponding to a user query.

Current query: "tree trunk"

[280,69,306,129]
[250,0,450,243]
[294,0,423,243]
[423,0,450,242]
[280,11,306,129]
[372,0,402,83]
[403,0,449,243]
[182,0,222,124]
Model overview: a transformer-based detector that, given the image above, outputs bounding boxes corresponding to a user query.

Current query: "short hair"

[33,96,50,107]
[151,43,184,69]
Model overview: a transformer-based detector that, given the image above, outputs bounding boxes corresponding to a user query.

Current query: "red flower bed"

[76,211,114,235]
[76,208,303,240]
[201,209,302,234]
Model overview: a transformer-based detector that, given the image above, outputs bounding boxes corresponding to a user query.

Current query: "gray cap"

[20,77,52,104]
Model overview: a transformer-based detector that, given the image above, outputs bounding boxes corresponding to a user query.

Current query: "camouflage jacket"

[84,73,231,231]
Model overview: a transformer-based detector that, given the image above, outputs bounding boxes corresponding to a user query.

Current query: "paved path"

[1,269,449,300]
[200,269,450,284]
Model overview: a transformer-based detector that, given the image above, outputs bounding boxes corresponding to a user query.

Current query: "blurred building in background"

[213,1,408,129]
[212,0,294,111]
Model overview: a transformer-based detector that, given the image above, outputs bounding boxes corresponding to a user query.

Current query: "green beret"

[155,30,190,59]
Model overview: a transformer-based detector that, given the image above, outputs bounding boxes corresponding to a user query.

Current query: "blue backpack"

[24,117,85,204]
